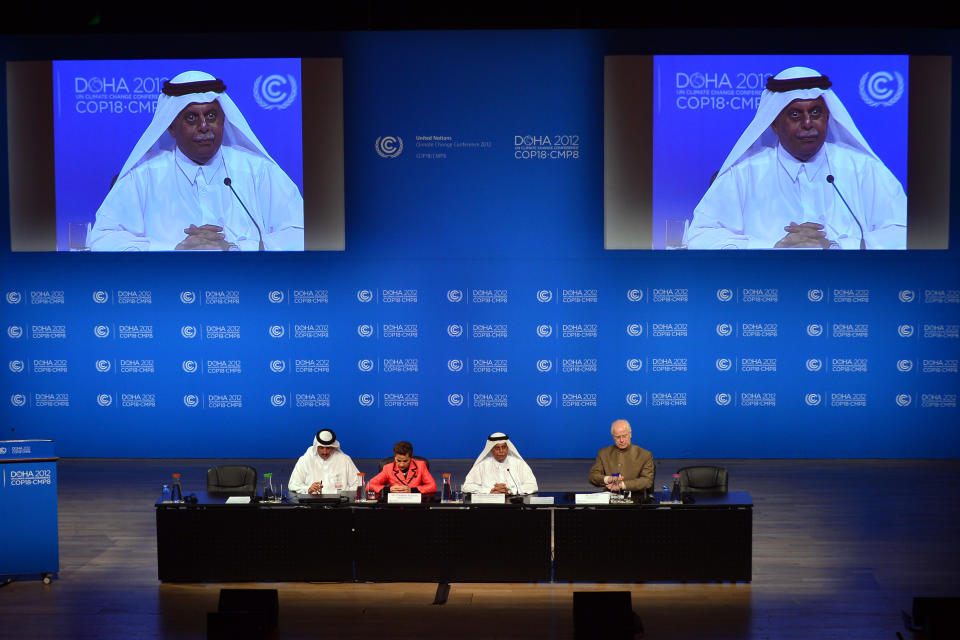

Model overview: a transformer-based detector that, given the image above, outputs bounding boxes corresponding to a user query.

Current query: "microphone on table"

[223,177,264,251]
[826,174,865,249]
[506,468,522,495]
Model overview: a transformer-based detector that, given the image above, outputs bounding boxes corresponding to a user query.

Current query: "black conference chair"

[377,456,430,472]
[206,464,258,497]
[677,465,728,496]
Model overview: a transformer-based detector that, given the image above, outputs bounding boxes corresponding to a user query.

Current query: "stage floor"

[1,458,958,639]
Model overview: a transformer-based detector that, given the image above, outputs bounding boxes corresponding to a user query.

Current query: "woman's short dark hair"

[393,441,413,457]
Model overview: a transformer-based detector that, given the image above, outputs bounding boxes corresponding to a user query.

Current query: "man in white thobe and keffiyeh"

[87,70,303,251]
[462,432,538,495]
[684,66,906,250]
[288,429,361,494]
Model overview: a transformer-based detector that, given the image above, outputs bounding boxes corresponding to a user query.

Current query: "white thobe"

[685,142,906,250]
[87,146,303,251]
[462,455,538,494]
[288,448,361,494]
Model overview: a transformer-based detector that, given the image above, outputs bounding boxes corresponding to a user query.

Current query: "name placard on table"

[470,493,506,504]
[387,493,422,504]
[574,492,611,505]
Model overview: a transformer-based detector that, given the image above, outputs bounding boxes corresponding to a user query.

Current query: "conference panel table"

[155,491,751,583]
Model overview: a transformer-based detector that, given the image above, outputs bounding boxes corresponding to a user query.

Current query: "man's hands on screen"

[775,221,832,249]
[175,224,231,250]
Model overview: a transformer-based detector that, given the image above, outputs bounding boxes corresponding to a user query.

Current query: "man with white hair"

[87,70,303,251]
[684,66,906,250]
[589,419,654,493]
[462,432,538,495]
[288,429,361,494]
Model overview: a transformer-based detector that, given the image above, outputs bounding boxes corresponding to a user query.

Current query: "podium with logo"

[0,440,60,583]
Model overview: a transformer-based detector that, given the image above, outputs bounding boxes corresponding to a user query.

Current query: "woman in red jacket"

[367,441,436,499]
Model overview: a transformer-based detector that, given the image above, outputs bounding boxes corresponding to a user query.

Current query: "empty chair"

[206,464,257,496]
[677,465,728,495]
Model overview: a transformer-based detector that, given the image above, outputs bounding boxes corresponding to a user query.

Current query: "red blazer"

[366,460,436,497]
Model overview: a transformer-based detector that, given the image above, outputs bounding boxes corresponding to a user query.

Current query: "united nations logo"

[358,359,375,372]
[269,360,286,373]
[626,359,643,372]
[447,324,464,338]
[860,71,905,107]
[896,359,914,372]
[716,288,734,302]
[536,359,553,372]
[9,360,25,373]
[357,324,374,338]
[805,358,822,372]
[626,324,643,337]
[627,289,643,302]
[375,136,404,158]
[537,290,553,303]
[253,73,298,110]
[716,358,733,371]
[268,290,285,303]
[181,325,197,339]
[807,289,824,302]
[92,290,109,304]
[183,394,200,408]
[537,394,553,407]
[446,289,463,303]
[805,393,822,406]
[447,359,464,372]
[716,323,733,337]
[7,326,23,339]
[898,290,915,303]
[96,359,112,373]
[5,291,21,304]
[897,324,914,338]
[10,394,27,407]
[715,393,732,406]
[270,394,287,407]
[182,360,198,373]
[626,393,643,406]
[447,393,464,407]
[358,393,376,407]
[895,393,912,407]
[806,323,824,337]
[357,289,374,303]
[269,325,286,338]
[536,324,553,338]
[180,291,196,304]
[97,393,113,407]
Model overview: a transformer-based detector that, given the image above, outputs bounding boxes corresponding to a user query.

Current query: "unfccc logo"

[5,291,21,304]
[897,359,914,372]
[358,393,375,407]
[447,359,464,372]
[536,324,553,338]
[357,289,374,303]
[97,393,112,407]
[716,323,733,337]
[626,359,643,372]
[358,359,375,372]
[270,394,287,407]
[805,358,823,372]
[375,136,403,158]
[805,393,822,406]
[446,289,463,303]
[860,71,904,107]
[896,393,912,407]
[92,290,109,303]
[183,394,200,408]
[96,359,111,372]
[357,324,374,338]
[9,360,25,373]
[716,288,734,302]
[716,358,733,371]
[269,360,286,373]
[181,325,197,339]
[180,291,196,304]
[627,324,643,337]
[806,323,824,337]
[447,393,464,407]
[627,289,643,302]
[536,359,553,372]
[182,360,198,373]
[807,289,824,302]
[898,324,914,338]
[626,393,643,406]
[715,393,732,406]
[268,290,285,303]
[269,325,286,338]
[447,324,464,338]
[537,394,553,407]
[7,326,23,339]
[10,394,27,407]
[537,290,553,303]
[898,289,915,303]
[253,73,297,110]
[94,325,110,338]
